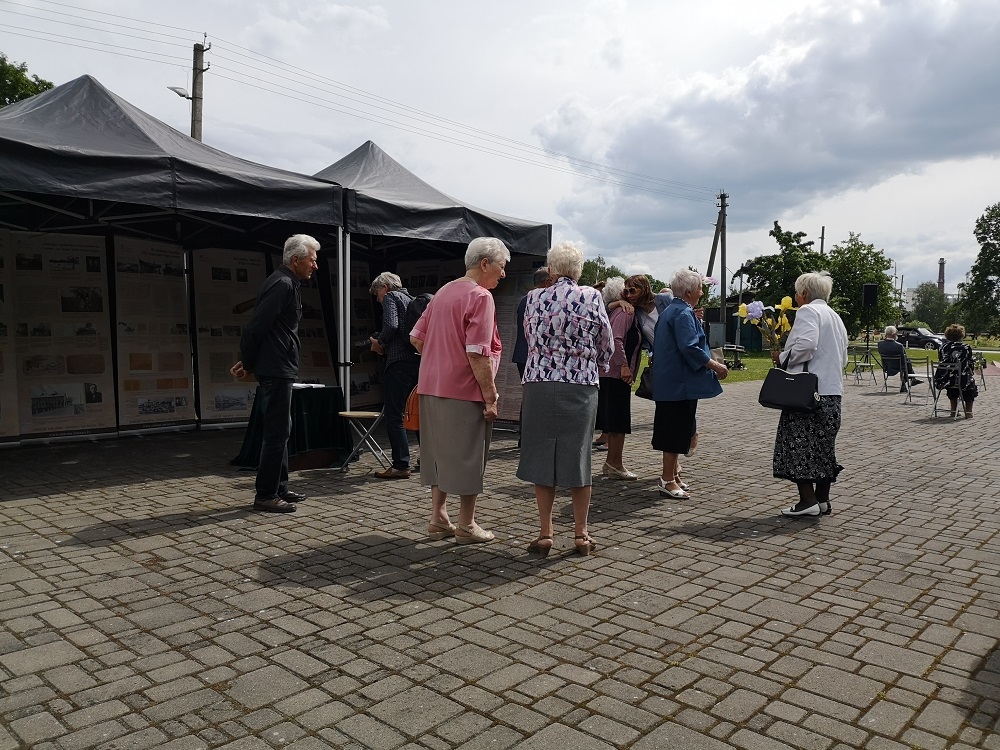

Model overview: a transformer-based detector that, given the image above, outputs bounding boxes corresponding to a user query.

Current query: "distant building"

[903,287,959,310]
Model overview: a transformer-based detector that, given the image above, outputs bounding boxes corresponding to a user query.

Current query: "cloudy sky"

[3,0,998,294]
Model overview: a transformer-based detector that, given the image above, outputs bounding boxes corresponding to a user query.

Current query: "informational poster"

[347,259,381,407]
[115,237,196,429]
[268,253,335,385]
[11,232,116,439]
[0,231,18,442]
[192,248,266,423]
[491,256,541,423]
[397,260,444,297]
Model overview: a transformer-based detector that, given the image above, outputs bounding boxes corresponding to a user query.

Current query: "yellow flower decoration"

[738,303,748,318]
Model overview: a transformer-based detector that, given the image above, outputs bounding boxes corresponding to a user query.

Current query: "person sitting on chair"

[877,326,923,392]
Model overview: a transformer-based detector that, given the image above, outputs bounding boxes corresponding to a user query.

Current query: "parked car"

[895,326,945,349]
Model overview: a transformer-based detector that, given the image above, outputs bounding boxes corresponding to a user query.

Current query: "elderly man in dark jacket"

[877,326,923,392]
[231,234,319,513]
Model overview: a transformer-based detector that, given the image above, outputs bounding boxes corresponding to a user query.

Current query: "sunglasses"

[625,287,639,295]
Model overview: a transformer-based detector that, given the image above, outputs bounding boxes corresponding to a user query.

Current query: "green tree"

[578,254,664,291]
[956,202,1000,336]
[742,221,826,305]
[1,53,53,106]
[910,281,949,331]
[579,254,626,286]
[825,232,895,338]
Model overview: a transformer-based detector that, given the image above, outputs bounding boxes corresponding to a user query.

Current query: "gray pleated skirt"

[516,381,598,488]
[419,395,492,495]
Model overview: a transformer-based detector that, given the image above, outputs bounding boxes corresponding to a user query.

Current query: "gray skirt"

[419,395,492,495]
[516,381,598,488]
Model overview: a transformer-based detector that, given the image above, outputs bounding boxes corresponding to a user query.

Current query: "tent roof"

[0,75,342,233]
[315,141,549,256]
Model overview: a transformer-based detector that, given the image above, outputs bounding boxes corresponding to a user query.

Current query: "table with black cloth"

[230,385,352,469]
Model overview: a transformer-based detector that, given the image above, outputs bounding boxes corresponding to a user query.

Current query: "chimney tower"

[938,258,945,293]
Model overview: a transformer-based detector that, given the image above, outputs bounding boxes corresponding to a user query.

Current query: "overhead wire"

[209,40,716,196]
[209,66,710,202]
[0,0,718,201]
[0,26,189,64]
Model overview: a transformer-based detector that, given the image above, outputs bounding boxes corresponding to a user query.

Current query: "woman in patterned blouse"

[517,241,615,555]
[934,324,978,418]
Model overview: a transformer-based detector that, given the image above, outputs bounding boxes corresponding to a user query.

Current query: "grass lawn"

[633,347,1000,388]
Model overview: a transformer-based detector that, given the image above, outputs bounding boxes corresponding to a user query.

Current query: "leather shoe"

[279,491,307,503]
[374,467,410,479]
[253,497,296,513]
[780,503,820,517]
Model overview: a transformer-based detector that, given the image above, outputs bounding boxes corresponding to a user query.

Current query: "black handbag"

[635,365,654,400]
[758,359,820,412]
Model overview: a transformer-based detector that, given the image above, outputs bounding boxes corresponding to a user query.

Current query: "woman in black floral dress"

[934,324,978,418]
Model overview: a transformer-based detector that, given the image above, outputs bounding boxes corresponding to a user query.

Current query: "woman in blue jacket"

[651,268,728,498]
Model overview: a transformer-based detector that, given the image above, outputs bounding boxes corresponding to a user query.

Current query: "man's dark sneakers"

[254,497,296,513]
[279,491,307,503]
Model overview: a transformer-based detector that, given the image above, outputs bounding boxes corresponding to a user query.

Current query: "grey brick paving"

[3,378,1000,747]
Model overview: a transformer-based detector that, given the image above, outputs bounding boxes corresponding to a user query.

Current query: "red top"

[411,278,502,402]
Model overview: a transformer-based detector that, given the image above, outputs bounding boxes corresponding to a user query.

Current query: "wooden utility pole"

[706,192,728,341]
[190,42,210,141]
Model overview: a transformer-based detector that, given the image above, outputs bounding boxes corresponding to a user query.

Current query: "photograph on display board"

[347,259,382,407]
[11,232,116,438]
[192,248,266,422]
[0,231,17,440]
[114,237,196,428]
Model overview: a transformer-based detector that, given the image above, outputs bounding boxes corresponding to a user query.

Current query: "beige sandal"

[427,522,457,540]
[455,524,494,544]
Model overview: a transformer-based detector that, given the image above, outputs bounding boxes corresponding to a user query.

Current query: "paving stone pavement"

[2,375,1000,749]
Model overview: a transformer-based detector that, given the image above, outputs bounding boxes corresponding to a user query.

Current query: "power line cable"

[18,0,201,35]
[1,1,718,200]
[210,67,713,202]
[0,25,189,64]
[210,40,716,195]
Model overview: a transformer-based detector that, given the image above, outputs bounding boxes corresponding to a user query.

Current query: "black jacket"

[876,338,907,376]
[240,266,301,378]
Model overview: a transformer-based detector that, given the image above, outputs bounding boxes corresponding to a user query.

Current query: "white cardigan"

[780,299,849,396]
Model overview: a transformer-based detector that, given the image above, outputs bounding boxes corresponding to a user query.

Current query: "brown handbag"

[402,387,420,431]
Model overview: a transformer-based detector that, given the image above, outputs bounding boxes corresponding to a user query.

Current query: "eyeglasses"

[625,287,639,295]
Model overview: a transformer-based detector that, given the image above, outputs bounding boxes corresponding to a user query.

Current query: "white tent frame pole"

[338,228,352,410]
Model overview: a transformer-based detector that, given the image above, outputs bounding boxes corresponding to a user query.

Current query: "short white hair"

[602,276,625,304]
[465,237,510,269]
[547,241,584,281]
[369,272,402,295]
[669,268,702,297]
[795,271,834,302]
[884,325,898,339]
[282,234,320,266]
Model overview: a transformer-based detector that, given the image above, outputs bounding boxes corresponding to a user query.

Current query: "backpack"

[403,293,433,354]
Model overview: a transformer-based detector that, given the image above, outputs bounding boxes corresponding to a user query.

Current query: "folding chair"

[333,409,391,471]
[848,351,878,386]
[878,354,906,394]
[929,362,962,419]
[974,353,987,391]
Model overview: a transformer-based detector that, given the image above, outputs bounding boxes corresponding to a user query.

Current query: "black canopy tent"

[314,140,551,400]
[315,140,549,256]
[0,75,346,438]
[0,74,343,245]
